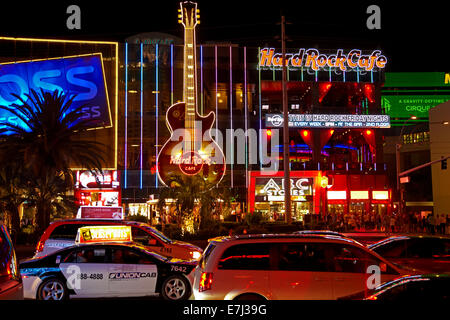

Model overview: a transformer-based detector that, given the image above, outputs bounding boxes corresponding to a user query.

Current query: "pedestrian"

[446,214,450,235]
[427,214,435,235]
[439,214,446,235]
[390,214,396,233]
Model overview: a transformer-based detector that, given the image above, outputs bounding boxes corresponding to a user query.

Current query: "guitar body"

[157,102,226,187]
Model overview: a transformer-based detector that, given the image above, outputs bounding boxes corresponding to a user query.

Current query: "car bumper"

[22,276,42,300]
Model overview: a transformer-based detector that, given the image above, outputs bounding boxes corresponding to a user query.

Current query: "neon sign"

[0,53,111,134]
[259,48,387,72]
[260,178,313,197]
[266,114,390,128]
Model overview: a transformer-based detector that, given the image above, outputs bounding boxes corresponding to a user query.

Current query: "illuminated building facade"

[0,36,393,222]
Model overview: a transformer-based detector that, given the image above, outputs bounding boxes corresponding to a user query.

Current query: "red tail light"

[199,272,213,292]
[36,239,45,253]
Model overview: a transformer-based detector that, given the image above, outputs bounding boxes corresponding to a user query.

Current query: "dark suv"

[0,223,22,299]
[369,235,450,274]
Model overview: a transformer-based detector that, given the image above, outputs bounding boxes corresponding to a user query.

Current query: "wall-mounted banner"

[259,48,387,72]
[382,95,450,119]
[266,113,390,128]
[0,53,112,134]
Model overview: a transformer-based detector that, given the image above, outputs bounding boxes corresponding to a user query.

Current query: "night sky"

[1,0,449,72]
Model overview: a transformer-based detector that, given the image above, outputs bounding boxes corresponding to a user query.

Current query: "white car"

[20,242,196,300]
[193,234,410,300]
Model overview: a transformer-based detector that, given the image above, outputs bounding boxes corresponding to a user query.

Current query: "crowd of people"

[325,211,450,234]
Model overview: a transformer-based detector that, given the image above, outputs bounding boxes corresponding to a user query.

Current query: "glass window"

[373,239,407,258]
[64,247,108,264]
[201,243,215,269]
[333,244,397,274]
[406,239,434,258]
[111,247,154,264]
[218,244,270,270]
[276,243,336,272]
[131,227,156,246]
[50,224,84,240]
[0,227,12,277]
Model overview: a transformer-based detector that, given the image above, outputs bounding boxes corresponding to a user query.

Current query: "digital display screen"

[265,114,390,128]
[0,53,111,134]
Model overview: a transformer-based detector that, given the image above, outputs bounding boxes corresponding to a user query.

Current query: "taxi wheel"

[160,275,191,301]
[38,278,68,300]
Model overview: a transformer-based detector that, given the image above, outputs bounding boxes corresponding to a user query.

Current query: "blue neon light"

[124,43,128,188]
[0,54,110,134]
[140,43,143,189]
[155,44,159,188]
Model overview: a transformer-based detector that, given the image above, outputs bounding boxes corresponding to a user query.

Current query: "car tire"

[234,293,266,300]
[160,275,191,301]
[37,278,68,300]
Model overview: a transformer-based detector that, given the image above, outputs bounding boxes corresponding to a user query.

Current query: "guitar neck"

[183,27,197,121]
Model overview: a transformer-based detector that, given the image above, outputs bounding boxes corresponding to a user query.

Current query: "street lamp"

[395,115,417,217]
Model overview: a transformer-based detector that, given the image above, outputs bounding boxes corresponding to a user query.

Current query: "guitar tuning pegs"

[178,8,181,12]
[178,14,182,18]
[178,20,183,24]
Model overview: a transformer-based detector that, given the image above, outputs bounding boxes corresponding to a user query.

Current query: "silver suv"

[193,234,408,300]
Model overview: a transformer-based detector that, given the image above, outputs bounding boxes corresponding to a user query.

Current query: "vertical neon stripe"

[124,42,128,188]
[215,45,218,136]
[170,43,174,105]
[140,42,143,189]
[244,46,248,188]
[258,47,262,169]
[200,45,203,115]
[343,71,346,82]
[357,67,360,83]
[371,70,373,83]
[229,46,233,188]
[155,44,159,188]
[301,66,304,81]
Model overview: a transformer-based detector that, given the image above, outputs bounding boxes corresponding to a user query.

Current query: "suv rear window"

[0,226,12,278]
[49,224,85,240]
[218,243,270,270]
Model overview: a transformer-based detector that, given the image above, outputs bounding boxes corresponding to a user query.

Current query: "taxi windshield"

[141,225,172,244]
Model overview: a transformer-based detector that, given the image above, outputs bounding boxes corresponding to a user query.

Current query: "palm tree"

[157,174,232,232]
[0,89,105,233]
[0,162,29,242]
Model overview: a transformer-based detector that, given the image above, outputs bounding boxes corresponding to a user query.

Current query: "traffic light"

[442,159,447,170]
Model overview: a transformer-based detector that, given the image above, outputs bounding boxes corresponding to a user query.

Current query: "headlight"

[191,251,202,260]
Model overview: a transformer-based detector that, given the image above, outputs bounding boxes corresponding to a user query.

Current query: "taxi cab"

[20,226,196,300]
[35,219,203,261]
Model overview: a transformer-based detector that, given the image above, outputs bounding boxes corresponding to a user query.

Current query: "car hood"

[172,240,202,252]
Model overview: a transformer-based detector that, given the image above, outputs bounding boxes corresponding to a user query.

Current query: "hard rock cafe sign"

[259,48,387,72]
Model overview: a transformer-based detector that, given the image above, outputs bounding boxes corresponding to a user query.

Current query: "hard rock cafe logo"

[262,178,312,196]
[259,48,387,72]
[170,151,212,175]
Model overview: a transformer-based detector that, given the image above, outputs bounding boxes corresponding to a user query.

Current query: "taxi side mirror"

[147,238,157,246]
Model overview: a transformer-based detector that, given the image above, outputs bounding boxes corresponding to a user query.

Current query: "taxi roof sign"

[76,206,124,220]
[75,225,132,244]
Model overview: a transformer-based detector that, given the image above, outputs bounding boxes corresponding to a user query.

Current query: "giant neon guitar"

[157,1,226,188]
